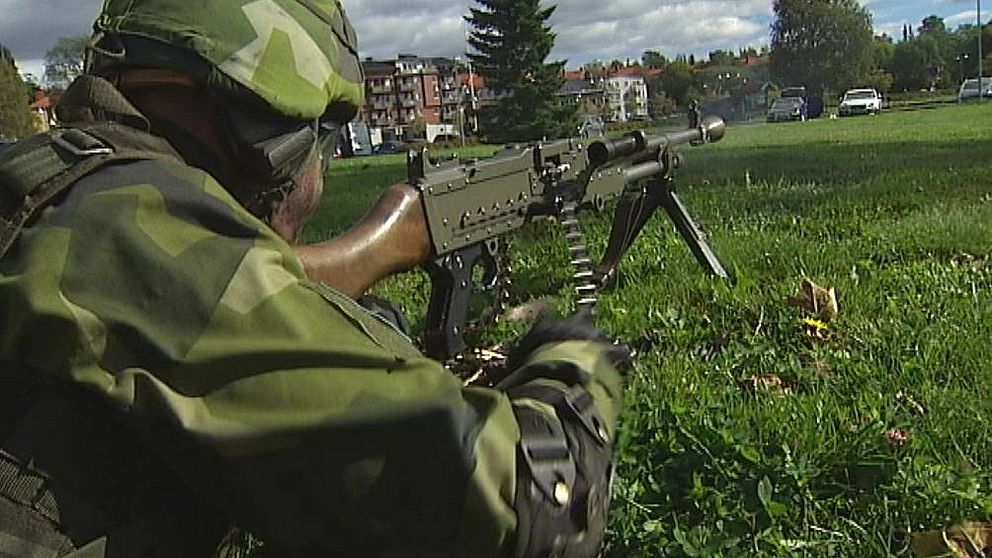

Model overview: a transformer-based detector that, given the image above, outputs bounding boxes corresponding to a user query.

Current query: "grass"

[299,104,992,557]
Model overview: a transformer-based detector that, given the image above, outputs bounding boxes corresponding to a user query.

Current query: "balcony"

[442,92,463,104]
[371,114,394,125]
[399,97,417,108]
[370,83,393,94]
[397,81,416,92]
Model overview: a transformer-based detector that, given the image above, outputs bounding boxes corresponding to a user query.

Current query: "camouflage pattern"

[0,131,622,553]
[94,0,365,121]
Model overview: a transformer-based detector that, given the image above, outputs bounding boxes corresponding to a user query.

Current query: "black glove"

[356,294,412,337]
[505,308,631,372]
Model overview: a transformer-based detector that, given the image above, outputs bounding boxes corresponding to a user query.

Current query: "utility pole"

[466,58,478,132]
[979,0,984,102]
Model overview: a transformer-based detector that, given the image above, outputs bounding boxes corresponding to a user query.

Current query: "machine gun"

[295,116,731,361]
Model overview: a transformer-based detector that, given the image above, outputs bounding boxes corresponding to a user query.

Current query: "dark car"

[766,97,806,122]
[372,141,405,155]
[780,86,824,119]
[0,139,15,153]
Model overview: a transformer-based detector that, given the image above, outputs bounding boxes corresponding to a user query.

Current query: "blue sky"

[1,0,988,81]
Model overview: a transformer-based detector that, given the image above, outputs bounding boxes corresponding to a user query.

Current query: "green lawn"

[301,104,992,557]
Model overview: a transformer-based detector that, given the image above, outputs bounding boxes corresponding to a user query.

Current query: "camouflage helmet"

[89,0,364,123]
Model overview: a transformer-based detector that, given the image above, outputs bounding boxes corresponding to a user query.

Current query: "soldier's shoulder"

[76,156,236,204]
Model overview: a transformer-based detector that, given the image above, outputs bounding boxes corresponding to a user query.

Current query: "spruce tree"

[0,46,35,139]
[465,0,577,143]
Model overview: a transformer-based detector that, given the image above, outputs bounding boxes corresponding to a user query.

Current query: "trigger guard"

[472,240,502,292]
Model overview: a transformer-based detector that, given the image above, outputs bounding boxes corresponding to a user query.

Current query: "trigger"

[472,240,502,292]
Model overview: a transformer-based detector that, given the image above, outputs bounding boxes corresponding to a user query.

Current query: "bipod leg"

[657,180,735,284]
[596,188,664,287]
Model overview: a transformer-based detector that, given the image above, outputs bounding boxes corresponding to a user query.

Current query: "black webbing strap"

[0,377,88,558]
[0,124,180,260]
[0,496,74,558]
[0,363,228,558]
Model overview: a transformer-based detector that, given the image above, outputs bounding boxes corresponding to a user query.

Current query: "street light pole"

[979,0,984,102]
[466,58,478,132]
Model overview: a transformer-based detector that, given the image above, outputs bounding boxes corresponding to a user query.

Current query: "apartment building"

[361,55,476,140]
[558,68,650,123]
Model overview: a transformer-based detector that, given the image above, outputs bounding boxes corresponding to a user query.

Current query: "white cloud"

[874,20,907,38]
[348,0,774,67]
[16,59,46,82]
[945,10,979,25]
[0,0,982,77]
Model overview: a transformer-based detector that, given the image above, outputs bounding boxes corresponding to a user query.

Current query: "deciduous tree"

[44,35,88,89]
[641,50,667,69]
[0,46,35,138]
[770,0,874,94]
[465,0,576,142]
[887,35,942,91]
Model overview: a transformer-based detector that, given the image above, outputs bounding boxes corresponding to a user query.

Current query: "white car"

[958,78,992,102]
[838,88,882,116]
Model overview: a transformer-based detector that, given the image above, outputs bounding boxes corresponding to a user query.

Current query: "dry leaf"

[911,521,992,558]
[883,428,911,449]
[788,278,839,322]
[801,317,831,340]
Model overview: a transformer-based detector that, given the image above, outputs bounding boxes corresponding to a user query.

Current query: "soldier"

[0,1,625,558]
[687,98,701,129]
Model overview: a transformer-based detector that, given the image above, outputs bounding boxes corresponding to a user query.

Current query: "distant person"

[687,98,701,129]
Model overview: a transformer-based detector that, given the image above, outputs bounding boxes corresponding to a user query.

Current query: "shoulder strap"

[0,123,181,260]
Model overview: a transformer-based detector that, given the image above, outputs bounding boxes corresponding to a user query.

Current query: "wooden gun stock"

[294,183,433,298]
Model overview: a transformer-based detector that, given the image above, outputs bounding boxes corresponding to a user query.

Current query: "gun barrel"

[587,115,725,167]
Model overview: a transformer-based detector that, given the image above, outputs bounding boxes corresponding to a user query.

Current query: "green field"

[302,104,992,557]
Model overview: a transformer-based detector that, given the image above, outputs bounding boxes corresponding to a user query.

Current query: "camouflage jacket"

[0,91,622,557]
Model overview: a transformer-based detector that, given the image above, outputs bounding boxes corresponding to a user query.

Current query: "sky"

[1,0,986,83]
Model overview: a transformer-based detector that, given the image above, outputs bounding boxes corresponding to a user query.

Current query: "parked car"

[372,141,406,155]
[838,88,882,116]
[780,86,823,119]
[958,78,992,102]
[0,139,15,153]
[430,133,459,144]
[766,97,806,122]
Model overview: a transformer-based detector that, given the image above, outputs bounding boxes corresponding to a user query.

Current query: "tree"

[21,74,42,100]
[44,35,88,89]
[466,0,576,142]
[660,60,697,106]
[887,36,941,91]
[0,46,35,138]
[873,34,895,69]
[770,0,874,94]
[582,60,607,78]
[708,49,737,66]
[918,15,946,37]
[648,91,676,118]
[642,50,667,69]
[951,22,992,83]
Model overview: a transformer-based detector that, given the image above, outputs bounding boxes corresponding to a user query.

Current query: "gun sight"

[587,115,725,167]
